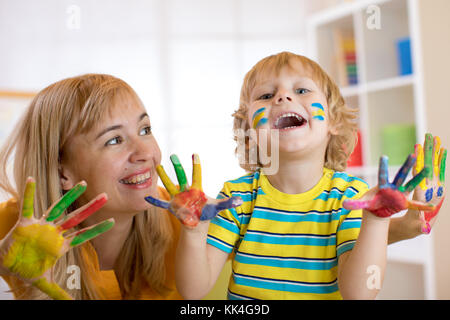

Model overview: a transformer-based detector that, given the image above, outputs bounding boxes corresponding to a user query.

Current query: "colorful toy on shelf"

[347,130,363,167]
[396,37,413,76]
[381,124,416,166]
[333,28,358,86]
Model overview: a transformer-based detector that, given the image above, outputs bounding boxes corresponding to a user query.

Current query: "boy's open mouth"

[273,112,307,130]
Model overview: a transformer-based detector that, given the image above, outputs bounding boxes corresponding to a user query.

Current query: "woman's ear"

[59,164,76,191]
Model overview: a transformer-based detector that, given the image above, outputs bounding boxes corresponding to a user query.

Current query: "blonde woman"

[0,74,181,299]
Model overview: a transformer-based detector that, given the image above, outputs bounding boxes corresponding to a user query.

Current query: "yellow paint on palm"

[32,278,72,300]
[3,224,64,279]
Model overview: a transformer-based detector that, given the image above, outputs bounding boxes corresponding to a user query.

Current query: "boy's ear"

[58,164,76,191]
[328,121,339,136]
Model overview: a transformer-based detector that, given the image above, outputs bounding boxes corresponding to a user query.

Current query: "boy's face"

[247,61,334,160]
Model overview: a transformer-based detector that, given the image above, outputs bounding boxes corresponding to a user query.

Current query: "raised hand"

[412,133,447,233]
[343,155,436,218]
[145,154,243,228]
[0,178,114,300]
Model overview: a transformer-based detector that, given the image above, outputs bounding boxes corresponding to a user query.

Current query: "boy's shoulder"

[324,168,369,192]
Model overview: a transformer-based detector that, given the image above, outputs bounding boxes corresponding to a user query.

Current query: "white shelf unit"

[307,0,434,299]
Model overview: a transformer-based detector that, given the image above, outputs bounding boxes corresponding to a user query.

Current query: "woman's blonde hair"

[233,51,359,172]
[0,74,174,299]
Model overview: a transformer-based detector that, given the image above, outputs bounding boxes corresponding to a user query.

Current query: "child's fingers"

[342,199,371,211]
[419,211,431,234]
[439,148,447,184]
[414,144,427,190]
[57,193,107,231]
[45,181,87,222]
[392,154,415,188]
[200,197,243,221]
[32,278,73,300]
[21,177,36,219]
[156,165,179,196]
[191,154,202,190]
[66,218,115,247]
[170,154,188,192]
[144,195,170,210]
[401,166,430,193]
[378,156,389,188]
[424,133,433,180]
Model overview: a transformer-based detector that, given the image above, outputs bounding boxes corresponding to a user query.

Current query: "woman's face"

[60,99,161,216]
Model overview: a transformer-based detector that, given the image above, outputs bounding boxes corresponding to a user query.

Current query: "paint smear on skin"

[171,189,207,227]
[170,155,188,192]
[252,107,268,129]
[3,224,64,279]
[70,219,114,247]
[311,103,325,121]
[47,183,86,222]
[32,278,72,300]
[59,195,107,231]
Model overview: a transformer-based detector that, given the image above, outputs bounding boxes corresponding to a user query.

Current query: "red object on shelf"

[347,130,363,167]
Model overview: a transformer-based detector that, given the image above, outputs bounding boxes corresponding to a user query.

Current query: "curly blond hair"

[233,51,359,172]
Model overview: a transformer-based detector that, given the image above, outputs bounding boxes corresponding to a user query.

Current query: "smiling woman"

[0,74,182,300]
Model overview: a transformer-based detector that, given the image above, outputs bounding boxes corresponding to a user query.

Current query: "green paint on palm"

[424,133,433,179]
[22,180,36,219]
[46,183,86,222]
[70,220,114,247]
[403,166,430,193]
[170,154,188,192]
[440,149,447,183]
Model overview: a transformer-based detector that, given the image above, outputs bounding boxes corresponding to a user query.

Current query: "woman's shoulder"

[0,198,19,240]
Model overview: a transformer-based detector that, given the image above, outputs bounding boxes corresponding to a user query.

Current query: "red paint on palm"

[369,188,408,218]
[424,197,444,222]
[170,189,208,227]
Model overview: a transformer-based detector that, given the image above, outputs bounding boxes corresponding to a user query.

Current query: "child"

[147,52,442,300]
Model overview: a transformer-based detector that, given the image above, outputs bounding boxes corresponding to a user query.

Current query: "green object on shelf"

[381,124,416,165]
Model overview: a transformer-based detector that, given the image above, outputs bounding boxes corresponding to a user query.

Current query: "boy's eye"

[295,88,310,94]
[139,126,152,136]
[105,136,122,146]
[258,93,273,100]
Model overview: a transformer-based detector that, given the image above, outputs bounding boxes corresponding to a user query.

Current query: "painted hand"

[0,178,114,300]
[410,133,447,233]
[343,155,436,218]
[145,154,243,228]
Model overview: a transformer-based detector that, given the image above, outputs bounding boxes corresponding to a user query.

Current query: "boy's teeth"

[120,172,151,185]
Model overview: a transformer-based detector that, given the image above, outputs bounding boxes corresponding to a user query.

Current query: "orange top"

[0,188,183,300]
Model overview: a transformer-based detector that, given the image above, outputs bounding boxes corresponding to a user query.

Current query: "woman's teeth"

[120,171,151,185]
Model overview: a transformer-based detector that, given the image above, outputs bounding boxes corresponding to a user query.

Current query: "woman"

[0,74,181,299]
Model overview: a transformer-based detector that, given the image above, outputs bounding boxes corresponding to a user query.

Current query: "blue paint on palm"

[425,188,433,202]
[437,186,444,197]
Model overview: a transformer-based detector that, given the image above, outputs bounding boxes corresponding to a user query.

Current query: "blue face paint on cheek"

[425,188,434,202]
[311,103,325,121]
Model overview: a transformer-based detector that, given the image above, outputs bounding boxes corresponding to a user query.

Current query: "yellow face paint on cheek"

[3,224,65,279]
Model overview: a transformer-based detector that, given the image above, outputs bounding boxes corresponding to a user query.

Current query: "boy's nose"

[275,91,292,104]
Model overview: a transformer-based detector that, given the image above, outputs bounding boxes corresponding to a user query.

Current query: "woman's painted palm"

[145,154,243,227]
[0,178,114,299]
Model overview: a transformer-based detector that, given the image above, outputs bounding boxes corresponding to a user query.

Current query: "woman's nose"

[129,139,152,163]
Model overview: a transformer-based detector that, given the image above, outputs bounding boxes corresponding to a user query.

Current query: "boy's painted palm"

[0,178,114,300]
[343,155,436,218]
[411,133,446,233]
[145,154,243,227]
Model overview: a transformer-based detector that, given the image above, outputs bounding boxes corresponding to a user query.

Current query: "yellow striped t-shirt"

[207,167,368,300]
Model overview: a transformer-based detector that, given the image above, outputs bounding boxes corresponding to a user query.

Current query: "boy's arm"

[338,210,389,299]
[175,221,229,299]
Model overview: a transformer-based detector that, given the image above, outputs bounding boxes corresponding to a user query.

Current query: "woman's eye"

[295,88,310,94]
[105,136,122,146]
[258,93,273,100]
[139,126,152,136]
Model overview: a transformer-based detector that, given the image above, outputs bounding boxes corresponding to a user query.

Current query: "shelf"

[340,74,415,97]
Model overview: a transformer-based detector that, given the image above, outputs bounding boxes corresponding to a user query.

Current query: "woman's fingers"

[393,154,415,188]
[191,154,202,190]
[66,218,114,248]
[45,182,87,222]
[57,193,108,231]
[32,277,73,300]
[144,195,170,210]
[200,197,243,221]
[170,154,188,192]
[21,177,36,219]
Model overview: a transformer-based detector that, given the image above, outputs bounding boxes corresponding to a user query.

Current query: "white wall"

[0,0,308,299]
